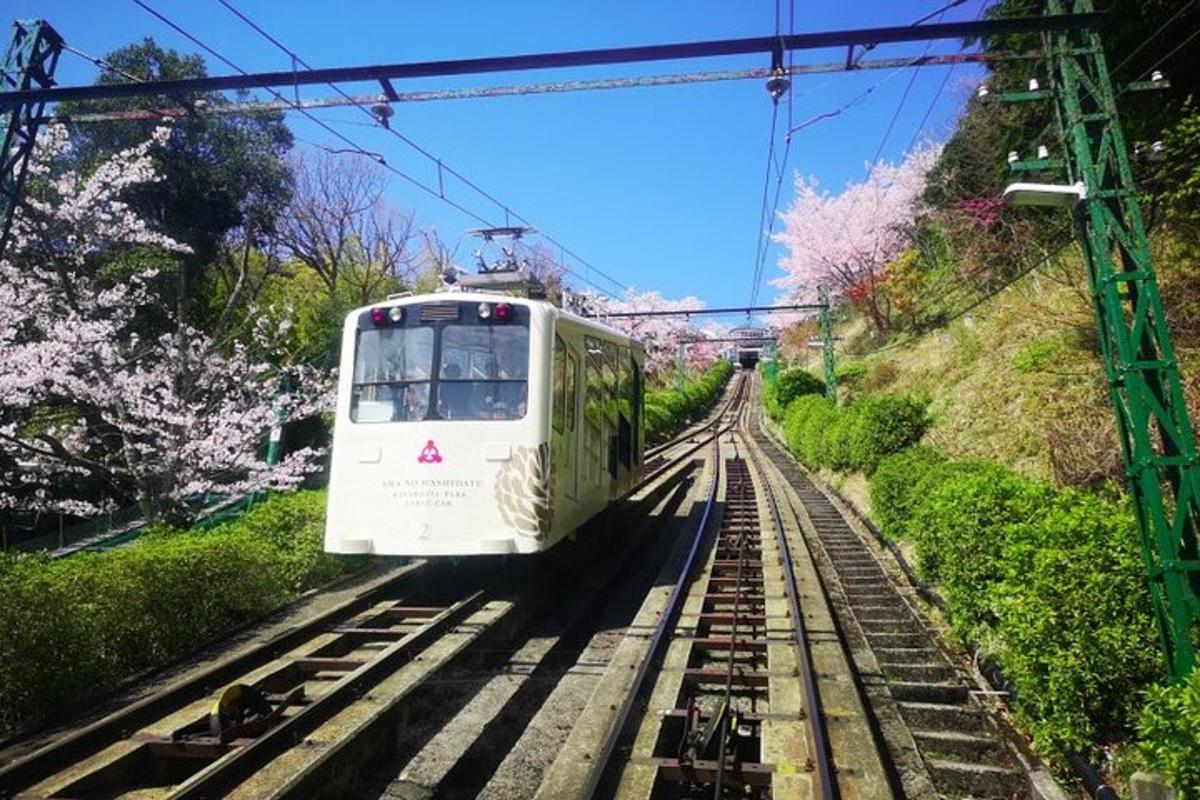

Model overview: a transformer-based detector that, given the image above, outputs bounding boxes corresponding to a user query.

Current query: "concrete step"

[911,729,1008,763]
[857,618,924,636]
[889,681,970,704]
[865,631,931,649]
[897,701,987,732]
[926,758,1028,798]
[879,661,957,683]
[873,645,944,661]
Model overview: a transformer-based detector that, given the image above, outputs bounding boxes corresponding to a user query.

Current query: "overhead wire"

[748,0,796,309]
[902,0,1194,326]
[128,0,627,299]
[61,43,152,85]
[211,0,633,299]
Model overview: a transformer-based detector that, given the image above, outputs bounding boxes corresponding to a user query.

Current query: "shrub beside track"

[644,360,734,444]
[0,490,354,738]
[760,369,1197,795]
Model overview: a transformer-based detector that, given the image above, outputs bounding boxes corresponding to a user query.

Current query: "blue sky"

[15,1,988,316]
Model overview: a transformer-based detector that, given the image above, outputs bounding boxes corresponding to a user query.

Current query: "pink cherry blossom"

[0,125,329,522]
[771,145,940,334]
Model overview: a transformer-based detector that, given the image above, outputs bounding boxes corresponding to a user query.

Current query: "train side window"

[552,336,566,434]
[584,336,605,429]
[566,351,578,431]
[630,356,642,461]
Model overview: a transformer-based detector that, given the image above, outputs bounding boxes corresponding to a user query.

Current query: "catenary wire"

[211,0,633,298]
[129,0,627,298]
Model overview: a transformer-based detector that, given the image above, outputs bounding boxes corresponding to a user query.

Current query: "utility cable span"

[129,0,627,299]
[212,0,631,299]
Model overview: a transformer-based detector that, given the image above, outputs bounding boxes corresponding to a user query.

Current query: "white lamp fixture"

[1003,181,1087,208]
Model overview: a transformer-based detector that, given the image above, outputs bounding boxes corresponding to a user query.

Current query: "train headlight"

[478,302,492,320]
[494,303,512,322]
[387,306,404,323]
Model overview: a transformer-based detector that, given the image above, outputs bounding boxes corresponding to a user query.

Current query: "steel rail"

[170,591,488,799]
[0,562,425,794]
[3,15,1102,106]
[581,414,726,799]
[742,436,838,800]
[714,464,751,797]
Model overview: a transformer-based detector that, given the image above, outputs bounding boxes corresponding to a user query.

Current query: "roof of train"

[348,291,645,350]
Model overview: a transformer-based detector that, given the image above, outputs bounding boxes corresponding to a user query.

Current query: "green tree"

[59,39,294,322]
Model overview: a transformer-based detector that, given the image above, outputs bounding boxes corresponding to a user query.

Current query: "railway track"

[0,372,1061,799]
[0,383,740,800]
[537,392,889,800]
[747,381,1060,800]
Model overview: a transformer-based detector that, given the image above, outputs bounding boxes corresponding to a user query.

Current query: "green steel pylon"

[819,285,837,403]
[676,340,687,394]
[0,20,62,262]
[762,341,779,384]
[1045,0,1200,681]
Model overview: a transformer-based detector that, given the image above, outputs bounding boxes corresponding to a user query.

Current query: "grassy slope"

[831,245,1200,491]
[838,232,1200,493]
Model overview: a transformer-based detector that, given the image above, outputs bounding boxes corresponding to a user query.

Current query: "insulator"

[193,98,208,111]
[976,84,989,98]
[765,70,790,103]
[1007,151,1019,164]
[1151,70,1164,82]
[1028,78,1040,91]
[1037,145,1050,160]
[370,100,394,128]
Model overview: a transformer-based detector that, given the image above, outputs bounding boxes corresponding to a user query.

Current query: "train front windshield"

[351,311,529,423]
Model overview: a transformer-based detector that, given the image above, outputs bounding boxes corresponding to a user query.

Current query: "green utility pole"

[1041,0,1200,681]
[762,341,779,384]
[0,20,62,261]
[265,394,285,468]
[819,285,837,403]
[676,341,687,393]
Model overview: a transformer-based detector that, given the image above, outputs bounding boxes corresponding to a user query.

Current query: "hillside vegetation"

[765,1,1200,793]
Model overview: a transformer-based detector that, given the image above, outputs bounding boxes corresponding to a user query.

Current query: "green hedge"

[777,392,930,475]
[867,445,947,540]
[869,448,1159,754]
[764,368,824,420]
[0,490,353,736]
[1139,669,1200,798]
[645,360,734,444]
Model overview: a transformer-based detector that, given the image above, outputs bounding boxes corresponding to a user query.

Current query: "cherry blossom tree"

[772,145,940,335]
[0,125,328,523]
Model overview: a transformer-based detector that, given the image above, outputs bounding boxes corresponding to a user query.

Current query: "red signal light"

[494,303,512,322]
[369,307,387,325]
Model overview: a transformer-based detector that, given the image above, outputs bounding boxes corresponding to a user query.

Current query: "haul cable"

[582,414,726,799]
[743,437,838,800]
